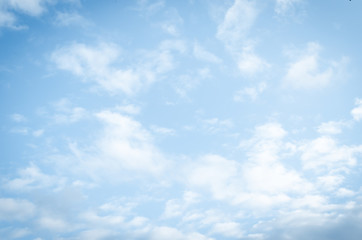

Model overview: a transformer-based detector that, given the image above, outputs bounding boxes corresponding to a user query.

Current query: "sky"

[1,0,362,239]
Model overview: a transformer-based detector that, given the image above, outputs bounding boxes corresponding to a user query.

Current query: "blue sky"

[1,0,362,239]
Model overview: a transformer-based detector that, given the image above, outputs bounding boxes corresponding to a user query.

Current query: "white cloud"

[239,123,312,198]
[136,0,165,17]
[32,129,44,137]
[212,221,244,238]
[77,229,118,240]
[9,228,31,239]
[151,125,176,135]
[184,123,313,209]
[216,0,257,49]
[47,110,167,182]
[0,8,18,28]
[234,82,266,102]
[201,117,233,134]
[81,211,124,227]
[163,191,200,219]
[163,199,184,218]
[115,104,141,115]
[161,22,178,36]
[52,40,185,95]
[51,42,141,95]
[10,127,29,135]
[317,121,345,135]
[216,1,269,75]
[193,43,221,63]
[275,0,303,15]
[128,216,149,228]
[24,109,168,184]
[2,0,46,17]
[159,8,183,36]
[37,215,69,232]
[54,11,88,27]
[317,175,344,192]
[10,113,27,122]
[0,198,35,221]
[94,110,167,176]
[237,44,270,75]
[0,0,78,29]
[300,136,362,171]
[5,164,65,191]
[52,98,87,124]
[283,42,345,89]
[174,68,210,98]
[150,226,212,240]
[351,98,362,121]
[336,188,355,197]
[242,162,307,195]
[259,204,362,240]
[186,154,240,201]
[150,226,184,240]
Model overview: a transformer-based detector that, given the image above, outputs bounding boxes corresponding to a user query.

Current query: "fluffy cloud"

[261,204,362,240]
[51,110,169,182]
[317,121,349,135]
[51,40,185,95]
[351,98,362,121]
[216,0,257,49]
[150,226,212,240]
[51,42,142,95]
[237,44,270,75]
[216,0,268,75]
[283,42,346,89]
[186,154,240,201]
[1,0,46,18]
[300,136,362,171]
[185,123,311,209]
[211,221,244,238]
[37,215,70,232]
[94,110,167,175]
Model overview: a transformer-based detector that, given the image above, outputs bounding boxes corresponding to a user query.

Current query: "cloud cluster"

[0,0,78,29]
[51,40,185,95]
[283,42,347,89]
[216,0,269,76]
[3,98,362,239]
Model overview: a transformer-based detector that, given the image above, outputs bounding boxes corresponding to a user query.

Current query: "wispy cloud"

[54,11,89,27]
[216,0,257,50]
[0,0,79,29]
[317,120,350,135]
[234,82,267,102]
[237,43,270,75]
[10,113,27,122]
[283,42,347,89]
[51,42,141,95]
[216,0,269,76]
[275,0,303,15]
[193,43,221,63]
[351,98,362,121]
[51,40,185,95]
[0,198,36,221]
